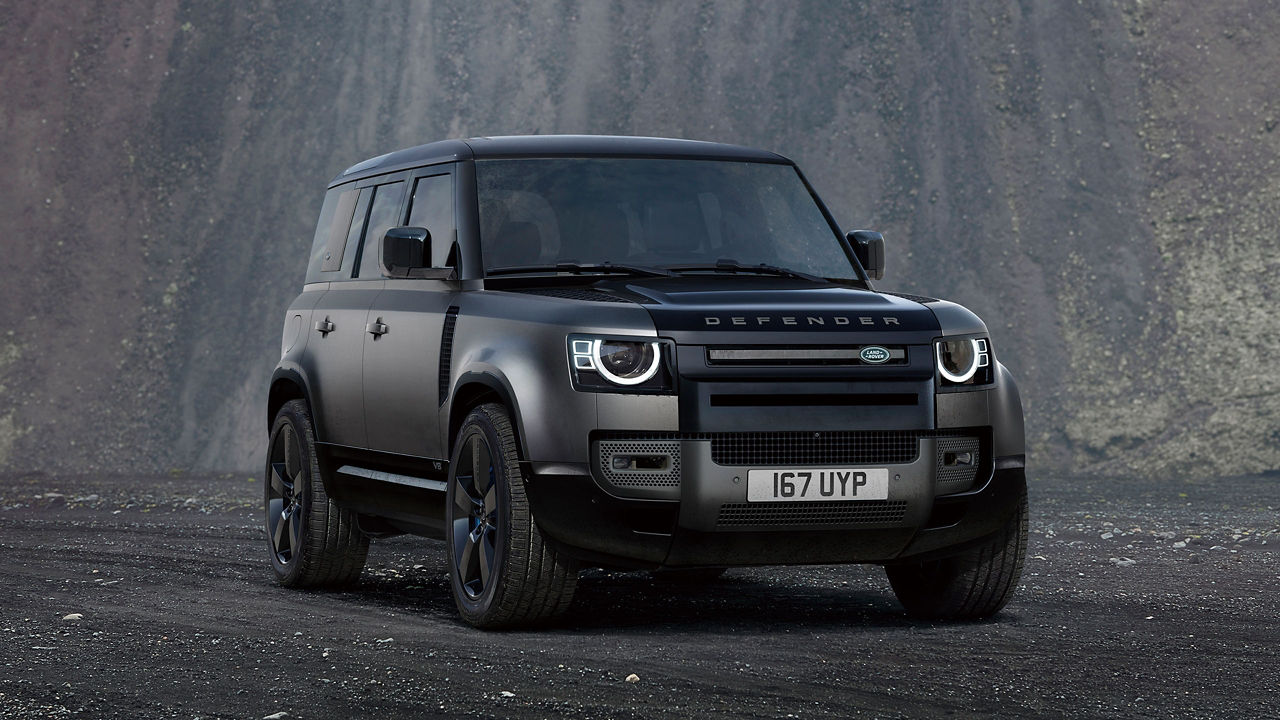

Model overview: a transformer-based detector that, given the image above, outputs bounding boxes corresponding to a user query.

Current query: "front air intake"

[716,500,908,529]
[935,435,981,493]
[596,440,682,489]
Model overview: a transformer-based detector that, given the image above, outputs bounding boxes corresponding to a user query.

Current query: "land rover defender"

[266,135,1027,628]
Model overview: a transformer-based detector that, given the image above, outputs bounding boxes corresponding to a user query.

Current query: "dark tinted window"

[407,173,455,267]
[305,187,362,283]
[356,181,406,279]
[474,158,851,277]
[320,190,359,272]
[337,189,373,280]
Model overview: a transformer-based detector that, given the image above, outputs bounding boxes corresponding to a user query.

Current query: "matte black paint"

[272,135,1027,569]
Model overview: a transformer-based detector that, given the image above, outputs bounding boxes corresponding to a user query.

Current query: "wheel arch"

[447,371,528,461]
[268,366,317,435]
[991,362,1025,459]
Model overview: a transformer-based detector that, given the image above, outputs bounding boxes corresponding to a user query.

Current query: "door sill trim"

[336,464,447,492]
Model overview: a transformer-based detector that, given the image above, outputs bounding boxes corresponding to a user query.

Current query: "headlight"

[569,336,674,393]
[935,337,991,386]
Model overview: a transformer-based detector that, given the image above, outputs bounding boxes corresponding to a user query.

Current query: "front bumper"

[524,431,1023,569]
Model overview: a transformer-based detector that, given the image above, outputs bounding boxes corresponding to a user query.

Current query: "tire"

[885,484,1028,620]
[265,399,369,588]
[649,567,728,583]
[446,403,579,629]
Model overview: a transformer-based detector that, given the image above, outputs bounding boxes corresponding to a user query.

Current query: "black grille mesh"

[717,500,908,528]
[935,436,981,492]
[598,440,681,488]
[710,431,920,466]
[593,430,982,467]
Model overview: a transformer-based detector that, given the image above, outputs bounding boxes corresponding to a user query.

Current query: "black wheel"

[446,403,578,629]
[885,482,1028,620]
[265,399,368,588]
[650,567,728,583]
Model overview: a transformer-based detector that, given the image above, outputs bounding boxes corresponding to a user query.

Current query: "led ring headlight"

[571,339,662,386]
[936,338,989,384]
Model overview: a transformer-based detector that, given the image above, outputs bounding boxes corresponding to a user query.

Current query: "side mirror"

[381,226,454,279]
[846,229,885,280]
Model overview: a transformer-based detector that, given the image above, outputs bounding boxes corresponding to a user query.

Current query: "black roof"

[329,135,790,187]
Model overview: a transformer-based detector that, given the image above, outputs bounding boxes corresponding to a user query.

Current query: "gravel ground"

[0,471,1275,719]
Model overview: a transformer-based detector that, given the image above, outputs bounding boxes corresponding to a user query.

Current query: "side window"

[338,189,374,279]
[406,172,455,267]
[355,181,406,279]
[320,189,359,272]
[304,186,360,283]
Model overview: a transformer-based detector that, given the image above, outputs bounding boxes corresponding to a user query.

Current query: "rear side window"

[356,181,407,279]
[305,185,366,283]
[320,190,359,272]
[407,173,455,268]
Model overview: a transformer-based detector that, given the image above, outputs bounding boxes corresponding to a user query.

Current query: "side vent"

[438,306,460,406]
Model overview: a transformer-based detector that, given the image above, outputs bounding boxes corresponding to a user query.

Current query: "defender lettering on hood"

[703,315,901,327]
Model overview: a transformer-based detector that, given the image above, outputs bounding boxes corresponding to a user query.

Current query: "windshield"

[475,158,856,278]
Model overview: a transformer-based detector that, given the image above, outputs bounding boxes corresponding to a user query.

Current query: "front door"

[361,169,457,459]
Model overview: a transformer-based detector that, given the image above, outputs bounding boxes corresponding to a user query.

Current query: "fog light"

[609,454,669,471]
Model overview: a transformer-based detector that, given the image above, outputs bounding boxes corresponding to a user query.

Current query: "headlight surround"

[569,335,674,393]
[935,336,992,387]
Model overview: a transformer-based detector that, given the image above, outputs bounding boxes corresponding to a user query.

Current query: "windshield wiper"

[664,258,825,283]
[486,262,674,278]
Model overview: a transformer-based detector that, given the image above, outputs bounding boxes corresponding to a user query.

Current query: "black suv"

[266,135,1027,628]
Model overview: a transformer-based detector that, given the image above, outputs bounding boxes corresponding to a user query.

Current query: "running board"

[335,465,447,493]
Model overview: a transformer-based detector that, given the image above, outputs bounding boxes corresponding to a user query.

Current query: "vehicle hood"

[600,276,941,344]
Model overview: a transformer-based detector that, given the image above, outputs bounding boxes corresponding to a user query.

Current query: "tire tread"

[885,483,1028,620]
[451,403,578,629]
[270,399,369,589]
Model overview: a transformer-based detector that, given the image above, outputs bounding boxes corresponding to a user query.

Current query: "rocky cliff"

[1,0,1276,477]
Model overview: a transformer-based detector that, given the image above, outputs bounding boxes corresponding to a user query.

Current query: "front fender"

[446,339,596,464]
[991,361,1025,460]
[443,291,659,463]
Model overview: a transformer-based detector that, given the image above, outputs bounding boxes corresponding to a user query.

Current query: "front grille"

[705,346,908,366]
[710,431,921,466]
[716,500,908,528]
[594,430,985,470]
[597,440,681,488]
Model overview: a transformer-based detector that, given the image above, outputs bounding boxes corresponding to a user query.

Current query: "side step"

[335,465,448,493]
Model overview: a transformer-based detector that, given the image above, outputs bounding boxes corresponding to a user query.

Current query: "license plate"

[746,468,889,502]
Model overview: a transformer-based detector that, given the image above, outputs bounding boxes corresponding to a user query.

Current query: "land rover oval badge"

[860,346,891,364]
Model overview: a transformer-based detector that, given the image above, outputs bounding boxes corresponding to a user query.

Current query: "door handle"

[366,319,389,337]
[314,318,335,336]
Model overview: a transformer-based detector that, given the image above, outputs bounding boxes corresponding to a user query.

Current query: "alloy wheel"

[267,423,305,564]
[451,432,499,599]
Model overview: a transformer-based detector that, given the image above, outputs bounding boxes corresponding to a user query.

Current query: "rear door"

[306,176,407,448]
[361,167,458,459]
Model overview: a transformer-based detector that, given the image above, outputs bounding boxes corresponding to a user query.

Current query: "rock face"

[0,1,1276,478]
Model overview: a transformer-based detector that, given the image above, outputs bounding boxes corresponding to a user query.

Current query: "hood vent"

[509,287,634,303]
